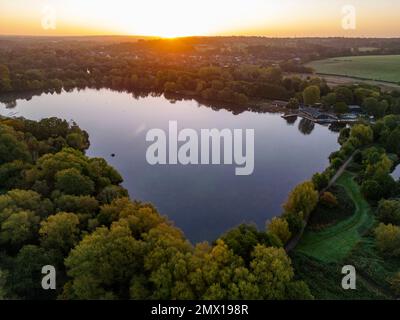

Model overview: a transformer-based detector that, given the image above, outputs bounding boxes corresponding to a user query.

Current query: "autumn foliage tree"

[267,217,292,245]
[283,181,319,220]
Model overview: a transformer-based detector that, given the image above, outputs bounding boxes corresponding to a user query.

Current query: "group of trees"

[375,198,400,281]
[0,116,314,300]
[370,126,400,257]
[0,39,306,106]
[8,38,400,113]
[326,115,400,296]
[0,64,12,92]
[366,117,400,294]
[341,116,400,202]
[283,181,318,240]
[374,223,400,258]
[309,123,375,203]
[325,117,400,203]
[0,49,311,107]
[3,38,400,119]
[161,65,294,105]
[301,81,400,118]
[359,147,396,201]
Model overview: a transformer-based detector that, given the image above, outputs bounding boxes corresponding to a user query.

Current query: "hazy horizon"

[1,0,400,38]
[1,34,400,40]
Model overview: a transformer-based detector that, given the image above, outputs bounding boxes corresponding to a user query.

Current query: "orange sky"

[1,0,399,38]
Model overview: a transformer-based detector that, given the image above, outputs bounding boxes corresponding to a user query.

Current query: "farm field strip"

[307,55,400,84]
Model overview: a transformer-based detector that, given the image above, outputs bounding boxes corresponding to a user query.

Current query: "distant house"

[340,113,358,122]
[340,113,358,119]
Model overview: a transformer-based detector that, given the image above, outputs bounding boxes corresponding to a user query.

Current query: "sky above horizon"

[0,0,399,38]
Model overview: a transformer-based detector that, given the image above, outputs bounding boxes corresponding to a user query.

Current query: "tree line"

[2,39,400,118]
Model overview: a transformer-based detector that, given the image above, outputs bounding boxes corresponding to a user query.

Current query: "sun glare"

[116,1,216,38]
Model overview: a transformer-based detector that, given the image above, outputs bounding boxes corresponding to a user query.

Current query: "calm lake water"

[0,89,340,242]
[392,164,400,180]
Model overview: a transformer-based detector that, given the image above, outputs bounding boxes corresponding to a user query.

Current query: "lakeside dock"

[281,107,364,124]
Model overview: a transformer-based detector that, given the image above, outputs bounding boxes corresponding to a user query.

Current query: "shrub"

[374,223,400,257]
[266,217,292,245]
[319,192,338,208]
[377,199,400,226]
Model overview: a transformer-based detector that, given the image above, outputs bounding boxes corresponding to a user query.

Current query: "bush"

[377,199,400,226]
[361,179,381,201]
[221,224,271,262]
[283,181,319,219]
[331,158,343,170]
[97,185,129,204]
[55,168,95,196]
[312,172,329,191]
[266,217,292,245]
[389,272,400,296]
[319,192,338,208]
[282,211,304,235]
[374,223,400,257]
[334,102,349,114]
[308,185,355,229]
[350,124,373,146]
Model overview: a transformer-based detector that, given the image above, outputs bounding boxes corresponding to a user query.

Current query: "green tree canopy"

[302,85,320,105]
[55,168,95,196]
[39,212,80,254]
[350,124,373,146]
[377,200,400,226]
[0,64,12,92]
[267,217,292,245]
[374,223,400,257]
[283,181,319,219]
[0,124,30,165]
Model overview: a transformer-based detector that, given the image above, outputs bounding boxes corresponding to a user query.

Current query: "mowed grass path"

[307,55,400,83]
[295,172,375,263]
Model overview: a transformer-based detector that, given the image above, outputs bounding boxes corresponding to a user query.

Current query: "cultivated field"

[307,55,400,84]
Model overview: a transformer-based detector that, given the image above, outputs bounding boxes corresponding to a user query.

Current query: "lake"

[392,164,400,180]
[0,89,340,242]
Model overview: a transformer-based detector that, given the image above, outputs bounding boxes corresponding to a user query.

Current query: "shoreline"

[0,87,291,116]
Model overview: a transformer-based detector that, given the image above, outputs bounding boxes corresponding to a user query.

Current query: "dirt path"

[324,151,357,192]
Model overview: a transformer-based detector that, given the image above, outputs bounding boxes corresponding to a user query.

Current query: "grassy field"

[295,172,375,263]
[307,55,400,84]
